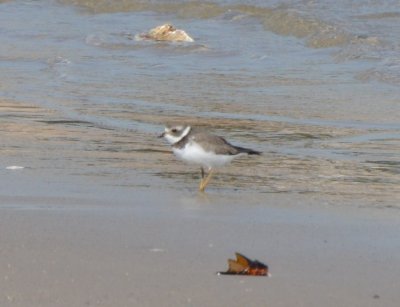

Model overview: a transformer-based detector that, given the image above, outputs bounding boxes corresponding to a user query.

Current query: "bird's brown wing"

[190,132,240,155]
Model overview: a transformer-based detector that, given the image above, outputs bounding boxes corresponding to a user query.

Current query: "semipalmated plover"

[159,124,260,192]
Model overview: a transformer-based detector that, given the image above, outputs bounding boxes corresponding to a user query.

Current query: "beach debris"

[149,248,165,253]
[136,24,194,42]
[217,252,269,276]
[5,166,25,170]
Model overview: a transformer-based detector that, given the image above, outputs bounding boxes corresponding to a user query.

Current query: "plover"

[159,124,260,192]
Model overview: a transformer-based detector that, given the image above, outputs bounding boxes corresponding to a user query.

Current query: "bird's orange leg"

[199,169,214,192]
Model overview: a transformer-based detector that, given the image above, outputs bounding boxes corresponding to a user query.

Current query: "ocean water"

[0,0,399,206]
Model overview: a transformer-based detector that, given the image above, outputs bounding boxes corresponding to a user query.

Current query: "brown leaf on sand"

[217,252,269,276]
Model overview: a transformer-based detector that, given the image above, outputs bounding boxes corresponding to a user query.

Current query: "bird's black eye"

[171,128,178,133]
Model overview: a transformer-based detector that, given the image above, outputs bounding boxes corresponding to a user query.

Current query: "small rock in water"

[136,24,194,42]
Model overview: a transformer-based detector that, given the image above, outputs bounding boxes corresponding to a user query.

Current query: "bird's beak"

[158,132,165,138]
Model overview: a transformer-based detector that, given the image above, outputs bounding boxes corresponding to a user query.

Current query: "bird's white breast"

[173,142,237,169]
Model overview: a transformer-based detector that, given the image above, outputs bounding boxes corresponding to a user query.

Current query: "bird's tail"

[235,146,261,155]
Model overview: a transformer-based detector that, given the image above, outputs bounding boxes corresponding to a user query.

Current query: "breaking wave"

[60,0,360,49]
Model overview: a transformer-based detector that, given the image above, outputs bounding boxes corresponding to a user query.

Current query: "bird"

[159,124,261,192]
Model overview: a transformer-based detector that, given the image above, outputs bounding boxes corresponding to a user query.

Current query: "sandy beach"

[1,177,400,307]
[1,90,400,306]
[1,100,399,306]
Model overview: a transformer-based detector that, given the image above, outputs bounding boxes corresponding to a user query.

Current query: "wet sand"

[1,99,399,207]
[1,100,400,306]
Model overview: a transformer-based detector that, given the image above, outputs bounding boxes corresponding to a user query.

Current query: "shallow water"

[0,0,399,207]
